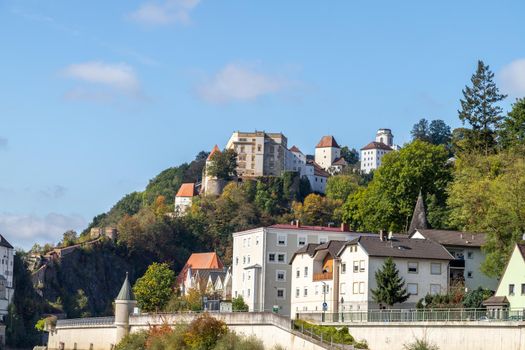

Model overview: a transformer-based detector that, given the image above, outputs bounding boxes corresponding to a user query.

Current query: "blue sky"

[1,0,525,249]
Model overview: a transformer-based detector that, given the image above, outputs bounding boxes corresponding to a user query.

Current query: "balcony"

[450,259,466,269]
[313,272,333,281]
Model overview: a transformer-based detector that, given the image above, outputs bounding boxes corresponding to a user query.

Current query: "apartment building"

[226,131,288,177]
[231,224,370,316]
[360,128,395,174]
[290,235,453,317]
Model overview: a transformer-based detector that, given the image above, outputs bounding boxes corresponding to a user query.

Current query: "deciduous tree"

[133,262,175,312]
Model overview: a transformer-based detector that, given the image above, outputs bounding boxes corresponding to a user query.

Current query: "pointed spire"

[408,190,428,234]
[116,272,135,301]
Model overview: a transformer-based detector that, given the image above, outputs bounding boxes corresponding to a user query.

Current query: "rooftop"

[316,136,340,149]
[269,224,351,233]
[361,141,393,151]
[0,234,13,249]
[308,160,330,177]
[314,240,347,258]
[414,229,486,248]
[176,183,197,197]
[177,252,224,284]
[207,145,221,160]
[289,145,303,154]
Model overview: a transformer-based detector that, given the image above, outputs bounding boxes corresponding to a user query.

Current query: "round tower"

[114,272,137,345]
[375,128,393,147]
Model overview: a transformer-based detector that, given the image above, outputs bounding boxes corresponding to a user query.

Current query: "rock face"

[35,240,137,318]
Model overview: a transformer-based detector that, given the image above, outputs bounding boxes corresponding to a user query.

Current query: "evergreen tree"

[499,98,525,149]
[429,120,452,147]
[371,257,409,308]
[458,60,507,154]
[411,119,430,142]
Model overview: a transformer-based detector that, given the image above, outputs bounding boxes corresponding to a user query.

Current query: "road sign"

[322,302,328,311]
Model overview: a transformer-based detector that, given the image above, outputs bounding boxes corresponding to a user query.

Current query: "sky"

[1,0,525,250]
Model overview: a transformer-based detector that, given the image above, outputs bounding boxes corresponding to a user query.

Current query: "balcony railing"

[313,272,333,281]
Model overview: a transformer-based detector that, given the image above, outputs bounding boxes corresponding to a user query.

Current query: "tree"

[458,60,507,154]
[61,230,78,247]
[207,148,238,180]
[343,140,452,232]
[340,146,359,165]
[411,119,430,142]
[371,257,409,308]
[293,194,342,226]
[462,287,493,308]
[133,262,175,312]
[429,120,452,147]
[232,295,249,312]
[499,98,525,149]
[326,175,360,202]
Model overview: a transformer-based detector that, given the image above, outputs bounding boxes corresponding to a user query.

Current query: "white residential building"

[231,224,369,316]
[0,235,14,318]
[226,131,288,177]
[360,129,395,174]
[290,235,453,318]
[174,183,197,216]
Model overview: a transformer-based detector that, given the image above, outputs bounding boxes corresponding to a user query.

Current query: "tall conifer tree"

[371,257,409,308]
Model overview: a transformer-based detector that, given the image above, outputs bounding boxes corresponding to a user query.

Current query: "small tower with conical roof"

[114,272,137,344]
[408,190,429,234]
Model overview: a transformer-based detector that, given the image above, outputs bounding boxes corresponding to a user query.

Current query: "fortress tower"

[114,273,137,345]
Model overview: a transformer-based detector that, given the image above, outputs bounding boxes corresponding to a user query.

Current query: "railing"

[292,320,351,350]
[313,272,333,281]
[56,316,115,327]
[297,308,525,323]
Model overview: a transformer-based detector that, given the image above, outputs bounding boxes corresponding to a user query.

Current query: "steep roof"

[343,236,454,260]
[360,141,392,151]
[414,229,486,248]
[308,160,330,177]
[207,145,221,160]
[314,240,347,258]
[332,157,348,166]
[177,252,224,285]
[408,191,428,234]
[289,145,303,154]
[116,273,135,301]
[176,183,196,197]
[0,234,13,249]
[518,244,525,260]
[316,136,340,148]
[289,243,321,264]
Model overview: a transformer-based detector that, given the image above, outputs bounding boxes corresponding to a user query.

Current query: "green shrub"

[213,333,264,350]
[115,330,148,350]
[403,338,439,350]
[293,320,356,345]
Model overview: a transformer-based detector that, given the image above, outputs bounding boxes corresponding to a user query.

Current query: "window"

[296,288,300,297]
[243,256,246,264]
[298,235,306,247]
[276,270,286,281]
[407,283,418,295]
[467,271,473,278]
[359,260,365,272]
[408,262,419,274]
[277,288,285,299]
[431,263,442,275]
[243,238,246,247]
[340,282,346,294]
[296,268,300,278]
[315,285,319,295]
[247,255,251,264]
[522,284,525,296]
[430,284,441,295]
[467,251,473,259]
[359,282,365,294]
[277,253,286,263]
[304,267,309,277]
[509,284,515,296]
[277,235,287,246]
[235,257,239,265]
[268,253,276,262]
[323,284,329,294]
[256,236,260,245]
[341,263,346,274]
[353,261,359,273]
[304,288,308,297]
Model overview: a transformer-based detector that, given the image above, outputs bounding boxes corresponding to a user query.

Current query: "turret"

[114,272,137,345]
[408,190,428,234]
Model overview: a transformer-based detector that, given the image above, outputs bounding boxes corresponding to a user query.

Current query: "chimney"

[341,223,350,232]
[522,233,525,241]
[379,230,385,241]
[295,219,300,228]
[388,231,393,240]
[460,233,464,240]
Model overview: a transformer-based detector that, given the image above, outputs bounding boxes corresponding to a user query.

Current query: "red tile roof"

[269,224,350,232]
[360,141,392,151]
[176,252,224,285]
[207,145,221,160]
[316,136,340,148]
[289,145,302,153]
[308,161,330,177]
[176,183,196,197]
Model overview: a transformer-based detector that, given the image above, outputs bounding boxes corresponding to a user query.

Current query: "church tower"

[408,190,428,234]
[114,273,137,345]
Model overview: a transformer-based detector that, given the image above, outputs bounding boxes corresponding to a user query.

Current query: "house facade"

[314,136,341,171]
[231,224,369,316]
[174,183,197,215]
[177,252,225,295]
[290,235,453,318]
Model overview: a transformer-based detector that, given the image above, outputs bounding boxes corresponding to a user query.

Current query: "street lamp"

[321,282,327,322]
[340,297,345,322]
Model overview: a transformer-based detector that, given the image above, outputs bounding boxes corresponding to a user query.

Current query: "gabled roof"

[289,145,303,154]
[360,141,392,151]
[332,157,348,166]
[483,296,509,306]
[314,240,347,258]
[176,183,197,197]
[316,136,340,149]
[0,234,13,249]
[413,229,486,248]
[308,160,330,177]
[518,244,525,260]
[289,243,321,264]
[342,236,454,260]
[269,224,350,232]
[177,252,224,285]
[207,145,221,160]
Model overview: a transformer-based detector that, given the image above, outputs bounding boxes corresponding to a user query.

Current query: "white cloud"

[128,0,200,26]
[62,61,140,93]
[499,59,525,97]
[0,212,86,248]
[197,63,291,103]
[0,137,7,150]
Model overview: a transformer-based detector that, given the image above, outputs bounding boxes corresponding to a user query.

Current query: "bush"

[184,313,228,349]
[293,320,357,346]
[115,330,148,350]
[232,296,249,312]
[213,333,264,350]
[403,338,439,350]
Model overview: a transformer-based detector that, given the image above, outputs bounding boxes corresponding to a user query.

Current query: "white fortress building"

[360,128,395,173]
[231,223,371,316]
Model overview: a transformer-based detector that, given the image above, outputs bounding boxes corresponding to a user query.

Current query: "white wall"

[315,147,340,170]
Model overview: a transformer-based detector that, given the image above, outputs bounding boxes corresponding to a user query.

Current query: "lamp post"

[340,297,345,323]
[321,282,327,322]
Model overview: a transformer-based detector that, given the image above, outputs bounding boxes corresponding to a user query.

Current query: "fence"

[297,308,525,323]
